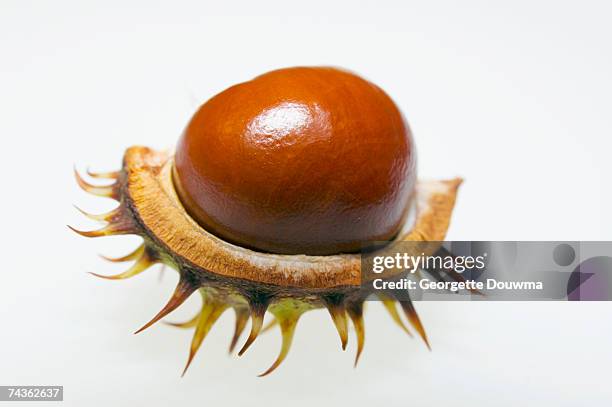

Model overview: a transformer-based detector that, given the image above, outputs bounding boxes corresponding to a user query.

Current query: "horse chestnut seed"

[73,66,463,375]
[173,67,416,255]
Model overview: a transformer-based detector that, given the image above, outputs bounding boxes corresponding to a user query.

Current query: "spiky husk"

[72,147,462,375]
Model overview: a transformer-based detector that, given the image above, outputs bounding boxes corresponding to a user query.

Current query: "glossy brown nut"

[173,67,416,255]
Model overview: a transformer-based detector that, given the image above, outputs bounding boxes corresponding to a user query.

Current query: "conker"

[72,66,462,375]
[173,67,416,255]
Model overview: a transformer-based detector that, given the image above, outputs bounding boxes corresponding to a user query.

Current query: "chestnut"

[71,66,462,376]
[173,67,416,255]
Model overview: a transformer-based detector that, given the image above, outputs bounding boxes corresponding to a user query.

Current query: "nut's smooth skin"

[173,66,416,255]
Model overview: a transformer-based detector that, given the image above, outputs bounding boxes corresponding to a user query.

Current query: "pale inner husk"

[124,147,462,289]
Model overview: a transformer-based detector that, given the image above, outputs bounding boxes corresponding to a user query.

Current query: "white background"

[1,0,611,405]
